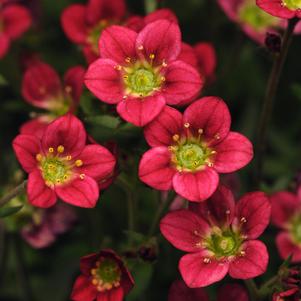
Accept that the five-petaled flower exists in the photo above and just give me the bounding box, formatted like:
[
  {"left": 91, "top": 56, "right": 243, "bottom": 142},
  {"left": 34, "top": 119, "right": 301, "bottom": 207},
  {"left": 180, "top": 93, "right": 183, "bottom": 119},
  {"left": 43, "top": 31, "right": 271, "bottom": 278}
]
[
  {"left": 71, "top": 249, "right": 134, "bottom": 301},
  {"left": 270, "top": 191, "right": 301, "bottom": 262},
  {"left": 13, "top": 114, "right": 116, "bottom": 208},
  {"left": 160, "top": 185, "right": 271, "bottom": 287},
  {"left": 139, "top": 97, "right": 253, "bottom": 202},
  {"left": 0, "top": 3, "right": 32, "bottom": 58},
  {"left": 85, "top": 19, "right": 203, "bottom": 127}
]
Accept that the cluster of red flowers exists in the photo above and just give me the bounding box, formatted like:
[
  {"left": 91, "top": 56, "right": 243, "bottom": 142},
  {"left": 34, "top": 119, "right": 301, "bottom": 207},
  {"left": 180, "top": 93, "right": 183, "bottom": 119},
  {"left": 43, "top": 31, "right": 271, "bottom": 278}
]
[{"left": 1, "top": 0, "right": 301, "bottom": 300}]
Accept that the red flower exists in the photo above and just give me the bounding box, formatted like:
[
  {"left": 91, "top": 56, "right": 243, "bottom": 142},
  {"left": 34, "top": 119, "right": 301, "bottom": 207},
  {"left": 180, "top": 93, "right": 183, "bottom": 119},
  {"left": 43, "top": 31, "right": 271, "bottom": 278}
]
[
  {"left": 257, "top": 0, "right": 301, "bottom": 19},
  {"left": 61, "top": 0, "right": 126, "bottom": 63},
  {"left": 20, "top": 61, "right": 85, "bottom": 138},
  {"left": 270, "top": 191, "right": 301, "bottom": 262},
  {"left": 13, "top": 114, "right": 116, "bottom": 208},
  {"left": 273, "top": 288, "right": 300, "bottom": 301},
  {"left": 0, "top": 4, "right": 32, "bottom": 58},
  {"left": 160, "top": 185, "right": 270, "bottom": 287},
  {"left": 139, "top": 97, "right": 253, "bottom": 202},
  {"left": 85, "top": 20, "right": 203, "bottom": 127},
  {"left": 71, "top": 249, "right": 134, "bottom": 301}
]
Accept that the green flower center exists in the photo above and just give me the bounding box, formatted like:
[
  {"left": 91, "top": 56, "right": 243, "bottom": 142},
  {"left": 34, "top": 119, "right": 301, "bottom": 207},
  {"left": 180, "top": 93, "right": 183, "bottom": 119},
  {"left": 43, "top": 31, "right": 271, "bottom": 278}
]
[
  {"left": 238, "top": 0, "right": 280, "bottom": 31},
  {"left": 88, "top": 20, "right": 111, "bottom": 54},
  {"left": 41, "top": 158, "right": 69, "bottom": 184},
  {"left": 176, "top": 143, "right": 206, "bottom": 170},
  {"left": 290, "top": 214, "right": 301, "bottom": 244},
  {"left": 283, "top": 0, "right": 301, "bottom": 9}
]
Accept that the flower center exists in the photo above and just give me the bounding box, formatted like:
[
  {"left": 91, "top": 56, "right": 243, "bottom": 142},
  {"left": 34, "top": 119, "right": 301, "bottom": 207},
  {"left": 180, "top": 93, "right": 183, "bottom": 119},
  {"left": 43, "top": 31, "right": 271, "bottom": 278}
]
[
  {"left": 290, "top": 214, "right": 301, "bottom": 244},
  {"left": 283, "top": 0, "right": 301, "bottom": 9},
  {"left": 176, "top": 143, "right": 205, "bottom": 170},
  {"left": 91, "top": 258, "right": 122, "bottom": 292},
  {"left": 238, "top": 0, "right": 280, "bottom": 31}
]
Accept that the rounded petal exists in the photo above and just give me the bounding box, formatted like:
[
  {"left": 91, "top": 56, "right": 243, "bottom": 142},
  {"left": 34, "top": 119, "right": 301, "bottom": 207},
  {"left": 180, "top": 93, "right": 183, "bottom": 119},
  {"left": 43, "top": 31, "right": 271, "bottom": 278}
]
[
  {"left": 42, "top": 114, "right": 86, "bottom": 157},
  {"left": 276, "top": 232, "right": 301, "bottom": 263},
  {"left": 20, "top": 118, "right": 48, "bottom": 140},
  {"left": 117, "top": 94, "right": 165, "bottom": 127},
  {"left": 173, "top": 168, "right": 219, "bottom": 202},
  {"left": 125, "top": 15, "right": 145, "bottom": 32},
  {"left": 27, "top": 170, "right": 57, "bottom": 208},
  {"left": 136, "top": 20, "right": 181, "bottom": 63},
  {"left": 2, "top": 5, "right": 31, "bottom": 39},
  {"left": 55, "top": 176, "right": 99, "bottom": 208},
  {"left": 183, "top": 97, "right": 231, "bottom": 146},
  {"left": 99, "top": 26, "right": 138, "bottom": 64},
  {"left": 13, "top": 134, "right": 41, "bottom": 173},
  {"left": 177, "top": 43, "right": 199, "bottom": 69},
  {"left": 163, "top": 60, "right": 203, "bottom": 106},
  {"left": 256, "top": 0, "right": 296, "bottom": 19},
  {"left": 61, "top": 4, "right": 88, "bottom": 44},
  {"left": 229, "top": 240, "right": 269, "bottom": 279},
  {"left": 190, "top": 184, "right": 236, "bottom": 228},
  {"left": 76, "top": 144, "right": 116, "bottom": 182},
  {"left": 139, "top": 146, "right": 176, "bottom": 190},
  {"left": 234, "top": 192, "right": 271, "bottom": 239},
  {"left": 71, "top": 275, "right": 97, "bottom": 301},
  {"left": 84, "top": 58, "right": 123, "bottom": 104},
  {"left": 270, "top": 191, "right": 300, "bottom": 228},
  {"left": 144, "top": 105, "right": 183, "bottom": 147},
  {"left": 0, "top": 33, "right": 10, "bottom": 58},
  {"left": 179, "top": 251, "right": 229, "bottom": 288},
  {"left": 213, "top": 132, "right": 253, "bottom": 173},
  {"left": 217, "top": 0, "right": 240, "bottom": 22},
  {"left": 22, "top": 62, "right": 62, "bottom": 109},
  {"left": 217, "top": 284, "right": 250, "bottom": 301},
  {"left": 145, "top": 8, "right": 179, "bottom": 25},
  {"left": 160, "top": 209, "right": 210, "bottom": 252},
  {"left": 106, "top": 287, "right": 124, "bottom": 301}
]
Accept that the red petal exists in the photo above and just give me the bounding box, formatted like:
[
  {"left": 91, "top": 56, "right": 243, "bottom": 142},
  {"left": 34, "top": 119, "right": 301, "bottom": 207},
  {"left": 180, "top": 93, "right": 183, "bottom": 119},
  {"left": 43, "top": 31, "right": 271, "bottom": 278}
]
[
  {"left": 145, "top": 8, "right": 178, "bottom": 25},
  {"left": 229, "top": 240, "right": 269, "bottom": 279},
  {"left": 117, "top": 94, "right": 165, "bottom": 127},
  {"left": 179, "top": 251, "right": 229, "bottom": 287},
  {"left": 276, "top": 232, "right": 301, "bottom": 263},
  {"left": 139, "top": 146, "right": 176, "bottom": 190},
  {"left": 42, "top": 114, "right": 86, "bottom": 157},
  {"left": 27, "top": 170, "right": 57, "bottom": 208},
  {"left": 256, "top": 0, "right": 296, "bottom": 19},
  {"left": 99, "top": 26, "right": 137, "bottom": 64},
  {"left": 183, "top": 97, "right": 231, "bottom": 146},
  {"left": 13, "top": 134, "right": 41, "bottom": 173},
  {"left": 213, "top": 132, "right": 253, "bottom": 173},
  {"left": 106, "top": 287, "right": 124, "bottom": 301},
  {"left": 125, "top": 15, "right": 145, "bottom": 32},
  {"left": 20, "top": 118, "right": 48, "bottom": 140},
  {"left": 217, "top": 284, "right": 249, "bottom": 301},
  {"left": 55, "top": 176, "right": 99, "bottom": 208},
  {"left": 172, "top": 168, "right": 219, "bottom": 202},
  {"left": 71, "top": 275, "right": 97, "bottom": 301},
  {"left": 136, "top": 20, "right": 181, "bottom": 64},
  {"left": 177, "top": 43, "right": 199, "bottom": 69},
  {"left": 163, "top": 60, "right": 203, "bottom": 106},
  {"left": 160, "top": 209, "right": 210, "bottom": 252},
  {"left": 217, "top": 0, "right": 240, "bottom": 21},
  {"left": 61, "top": 4, "right": 88, "bottom": 44},
  {"left": 234, "top": 192, "right": 271, "bottom": 239},
  {"left": 84, "top": 58, "right": 124, "bottom": 104},
  {"left": 144, "top": 105, "right": 183, "bottom": 147},
  {"left": 0, "top": 33, "right": 10, "bottom": 58}
]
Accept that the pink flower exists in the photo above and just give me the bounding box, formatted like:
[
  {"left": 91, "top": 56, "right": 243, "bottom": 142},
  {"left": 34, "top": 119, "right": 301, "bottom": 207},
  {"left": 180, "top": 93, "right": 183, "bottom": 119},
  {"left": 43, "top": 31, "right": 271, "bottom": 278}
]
[
  {"left": 139, "top": 97, "right": 253, "bottom": 202},
  {"left": 270, "top": 191, "right": 301, "bottom": 262},
  {"left": 61, "top": 0, "right": 126, "bottom": 63},
  {"left": 20, "top": 61, "right": 85, "bottom": 138},
  {"left": 160, "top": 185, "right": 270, "bottom": 287},
  {"left": 13, "top": 114, "right": 116, "bottom": 208},
  {"left": 71, "top": 249, "right": 134, "bottom": 301},
  {"left": 0, "top": 3, "right": 32, "bottom": 58},
  {"left": 257, "top": 0, "right": 301, "bottom": 19},
  {"left": 84, "top": 20, "right": 203, "bottom": 127}
]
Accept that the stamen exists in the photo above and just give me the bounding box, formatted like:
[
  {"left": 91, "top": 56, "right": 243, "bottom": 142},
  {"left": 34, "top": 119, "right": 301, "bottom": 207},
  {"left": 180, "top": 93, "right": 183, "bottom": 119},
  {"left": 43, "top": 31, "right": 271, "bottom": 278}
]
[
  {"left": 203, "top": 258, "right": 211, "bottom": 264},
  {"left": 172, "top": 134, "right": 180, "bottom": 141},
  {"left": 214, "top": 133, "right": 221, "bottom": 140},
  {"left": 75, "top": 159, "right": 83, "bottom": 167},
  {"left": 198, "top": 128, "right": 204, "bottom": 135},
  {"left": 184, "top": 123, "right": 190, "bottom": 128},
  {"left": 114, "top": 65, "right": 122, "bottom": 71},
  {"left": 211, "top": 150, "right": 217, "bottom": 155},
  {"left": 123, "top": 95, "right": 128, "bottom": 100},
  {"left": 137, "top": 45, "right": 144, "bottom": 50},
  {"left": 240, "top": 250, "right": 246, "bottom": 256},
  {"left": 149, "top": 53, "right": 155, "bottom": 60},
  {"left": 65, "top": 86, "right": 72, "bottom": 93},
  {"left": 162, "top": 60, "right": 167, "bottom": 67},
  {"left": 36, "top": 154, "right": 42, "bottom": 161},
  {"left": 48, "top": 147, "right": 54, "bottom": 153},
  {"left": 57, "top": 145, "right": 64, "bottom": 153},
  {"left": 125, "top": 57, "right": 131, "bottom": 63},
  {"left": 240, "top": 217, "right": 247, "bottom": 223},
  {"left": 207, "top": 162, "right": 214, "bottom": 167},
  {"left": 79, "top": 174, "right": 85, "bottom": 180},
  {"left": 66, "top": 155, "right": 72, "bottom": 161},
  {"left": 161, "top": 76, "right": 166, "bottom": 82},
  {"left": 225, "top": 210, "right": 231, "bottom": 215}
]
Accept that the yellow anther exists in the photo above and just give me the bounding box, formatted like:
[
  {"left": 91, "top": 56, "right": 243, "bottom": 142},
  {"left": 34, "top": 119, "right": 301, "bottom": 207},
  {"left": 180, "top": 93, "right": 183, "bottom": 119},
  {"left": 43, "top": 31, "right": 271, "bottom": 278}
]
[
  {"left": 203, "top": 258, "right": 211, "bottom": 264},
  {"left": 65, "top": 86, "right": 72, "bottom": 93},
  {"left": 79, "top": 174, "right": 85, "bottom": 180},
  {"left": 36, "top": 154, "right": 42, "bottom": 161},
  {"left": 92, "top": 279, "right": 98, "bottom": 285},
  {"left": 211, "top": 150, "right": 217, "bottom": 155},
  {"left": 184, "top": 122, "right": 190, "bottom": 128},
  {"left": 172, "top": 134, "right": 180, "bottom": 141},
  {"left": 63, "top": 175, "right": 68, "bottom": 180},
  {"left": 56, "top": 179, "right": 62, "bottom": 184},
  {"left": 207, "top": 162, "right": 214, "bottom": 167},
  {"left": 66, "top": 155, "right": 72, "bottom": 160},
  {"left": 125, "top": 57, "right": 131, "bottom": 63},
  {"left": 240, "top": 251, "right": 246, "bottom": 256},
  {"left": 48, "top": 164, "right": 55, "bottom": 169},
  {"left": 75, "top": 159, "right": 83, "bottom": 167},
  {"left": 123, "top": 75, "right": 128, "bottom": 79},
  {"left": 137, "top": 45, "right": 144, "bottom": 50},
  {"left": 48, "top": 147, "right": 54, "bottom": 153},
  {"left": 57, "top": 145, "right": 64, "bottom": 153},
  {"left": 193, "top": 161, "right": 199, "bottom": 166},
  {"left": 160, "top": 76, "right": 166, "bottom": 82},
  {"left": 114, "top": 65, "right": 122, "bottom": 70},
  {"left": 91, "top": 269, "right": 97, "bottom": 276},
  {"left": 149, "top": 53, "right": 155, "bottom": 60}
]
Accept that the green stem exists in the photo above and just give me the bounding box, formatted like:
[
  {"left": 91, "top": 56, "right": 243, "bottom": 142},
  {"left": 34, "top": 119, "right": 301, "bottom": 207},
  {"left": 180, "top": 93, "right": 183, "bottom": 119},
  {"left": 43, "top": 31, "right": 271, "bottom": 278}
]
[
  {"left": 258, "top": 275, "right": 279, "bottom": 298},
  {"left": 144, "top": 0, "right": 157, "bottom": 14},
  {"left": 244, "top": 279, "right": 260, "bottom": 301},
  {"left": 255, "top": 18, "right": 299, "bottom": 185},
  {"left": 0, "top": 180, "right": 27, "bottom": 208}
]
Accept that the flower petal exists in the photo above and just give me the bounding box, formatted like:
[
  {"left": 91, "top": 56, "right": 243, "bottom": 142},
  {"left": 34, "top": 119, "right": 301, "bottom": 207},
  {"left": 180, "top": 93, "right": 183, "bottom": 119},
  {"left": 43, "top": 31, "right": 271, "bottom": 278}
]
[
  {"left": 217, "top": 284, "right": 249, "bottom": 301},
  {"left": 145, "top": 8, "right": 178, "bottom": 25},
  {"left": 99, "top": 26, "right": 138, "bottom": 64},
  {"left": 106, "top": 287, "right": 124, "bottom": 301},
  {"left": 20, "top": 118, "right": 48, "bottom": 140},
  {"left": 139, "top": 146, "right": 176, "bottom": 190},
  {"left": 256, "top": 0, "right": 296, "bottom": 19},
  {"left": 84, "top": 58, "right": 124, "bottom": 104},
  {"left": 183, "top": 97, "right": 231, "bottom": 146},
  {"left": 234, "top": 192, "right": 271, "bottom": 239},
  {"left": 27, "top": 170, "right": 57, "bottom": 208},
  {"left": 0, "top": 34, "right": 10, "bottom": 58},
  {"left": 229, "top": 240, "right": 269, "bottom": 279},
  {"left": 136, "top": 20, "right": 181, "bottom": 63},
  {"left": 179, "top": 251, "right": 229, "bottom": 288},
  {"left": 177, "top": 43, "right": 199, "bottom": 69},
  {"left": 71, "top": 275, "right": 97, "bottom": 301},
  {"left": 55, "top": 176, "right": 99, "bottom": 208},
  {"left": 276, "top": 232, "right": 301, "bottom": 263},
  {"left": 117, "top": 94, "right": 165, "bottom": 127},
  {"left": 172, "top": 168, "right": 219, "bottom": 202},
  {"left": 160, "top": 209, "right": 210, "bottom": 252},
  {"left": 213, "top": 132, "right": 253, "bottom": 173},
  {"left": 13, "top": 134, "right": 41, "bottom": 173},
  {"left": 163, "top": 60, "right": 203, "bottom": 106},
  {"left": 144, "top": 105, "right": 183, "bottom": 147}
]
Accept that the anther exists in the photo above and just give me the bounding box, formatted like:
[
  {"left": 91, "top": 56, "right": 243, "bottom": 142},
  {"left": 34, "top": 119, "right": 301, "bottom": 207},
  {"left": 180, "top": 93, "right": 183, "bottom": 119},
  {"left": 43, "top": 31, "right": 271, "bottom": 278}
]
[
  {"left": 149, "top": 53, "right": 155, "bottom": 60},
  {"left": 240, "top": 251, "right": 246, "bottom": 256},
  {"left": 184, "top": 123, "right": 190, "bottom": 128},
  {"left": 207, "top": 162, "right": 214, "bottom": 167},
  {"left": 48, "top": 147, "right": 54, "bottom": 153},
  {"left": 36, "top": 154, "right": 42, "bottom": 161},
  {"left": 123, "top": 95, "right": 128, "bottom": 100},
  {"left": 125, "top": 57, "right": 131, "bottom": 63},
  {"left": 56, "top": 179, "right": 62, "bottom": 184},
  {"left": 172, "top": 134, "right": 180, "bottom": 141},
  {"left": 214, "top": 133, "right": 221, "bottom": 140},
  {"left": 57, "top": 145, "right": 64, "bottom": 153},
  {"left": 79, "top": 174, "right": 85, "bottom": 180},
  {"left": 240, "top": 217, "right": 247, "bottom": 223},
  {"left": 66, "top": 155, "right": 72, "bottom": 160},
  {"left": 137, "top": 45, "right": 144, "bottom": 50},
  {"left": 161, "top": 76, "right": 166, "bottom": 82},
  {"left": 211, "top": 150, "right": 217, "bottom": 155},
  {"left": 65, "top": 86, "right": 72, "bottom": 93},
  {"left": 114, "top": 65, "right": 122, "bottom": 70},
  {"left": 92, "top": 279, "right": 98, "bottom": 285},
  {"left": 91, "top": 269, "right": 97, "bottom": 276},
  {"left": 123, "top": 75, "right": 128, "bottom": 79},
  {"left": 203, "top": 258, "right": 211, "bottom": 264},
  {"left": 63, "top": 175, "right": 68, "bottom": 180},
  {"left": 198, "top": 128, "right": 204, "bottom": 134},
  {"left": 162, "top": 60, "right": 167, "bottom": 67},
  {"left": 225, "top": 210, "right": 231, "bottom": 215},
  {"left": 75, "top": 159, "right": 83, "bottom": 167}
]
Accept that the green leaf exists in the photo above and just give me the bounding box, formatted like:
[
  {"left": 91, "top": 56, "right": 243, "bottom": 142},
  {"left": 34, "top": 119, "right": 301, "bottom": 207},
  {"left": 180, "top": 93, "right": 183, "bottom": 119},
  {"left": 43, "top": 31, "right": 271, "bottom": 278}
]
[
  {"left": 86, "top": 115, "right": 121, "bottom": 129},
  {"left": 0, "top": 205, "right": 23, "bottom": 218},
  {"left": 0, "top": 74, "right": 8, "bottom": 86}
]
